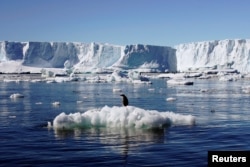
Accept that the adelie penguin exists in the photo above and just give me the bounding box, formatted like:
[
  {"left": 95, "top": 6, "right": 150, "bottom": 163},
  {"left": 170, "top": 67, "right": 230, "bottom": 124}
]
[{"left": 120, "top": 94, "right": 129, "bottom": 106}]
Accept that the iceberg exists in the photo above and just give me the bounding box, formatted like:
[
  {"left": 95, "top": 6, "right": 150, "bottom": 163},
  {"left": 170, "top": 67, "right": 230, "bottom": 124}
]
[
  {"left": 0, "top": 41, "right": 176, "bottom": 74},
  {"left": 0, "top": 39, "right": 250, "bottom": 74},
  {"left": 175, "top": 39, "right": 250, "bottom": 73}
]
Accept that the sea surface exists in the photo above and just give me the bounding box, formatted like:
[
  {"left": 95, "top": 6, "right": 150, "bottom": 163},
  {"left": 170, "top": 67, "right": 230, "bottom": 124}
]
[{"left": 0, "top": 78, "right": 250, "bottom": 166}]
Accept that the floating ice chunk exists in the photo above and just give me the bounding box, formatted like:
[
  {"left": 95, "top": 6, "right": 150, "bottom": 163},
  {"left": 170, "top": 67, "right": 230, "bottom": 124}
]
[
  {"left": 197, "top": 75, "right": 211, "bottom": 79},
  {"left": 47, "top": 121, "right": 52, "bottom": 128},
  {"left": 41, "top": 69, "right": 54, "bottom": 77},
  {"left": 242, "top": 86, "right": 250, "bottom": 93},
  {"left": 107, "top": 70, "right": 129, "bottom": 82},
  {"left": 218, "top": 74, "right": 242, "bottom": 82},
  {"left": 4, "top": 79, "right": 21, "bottom": 83},
  {"left": 184, "top": 72, "right": 202, "bottom": 78},
  {"left": 219, "top": 76, "right": 233, "bottom": 81},
  {"left": 113, "top": 88, "right": 122, "bottom": 92},
  {"left": 69, "top": 76, "right": 79, "bottom": 82},
  {"left": 166, "top": 97, "right": 177, "bottom": 101},
  {"left": 167, "top": 79, "right": 193, "bottom": 85},
  {"left": 128, "top": 71, "right": 150, "bottom": 82},
  {"left": 31, "top": 79, "right": 44, "bottom": 83},
  {"left": 10, "top": 93, "right": 24, "bottom": 99},
  {"left": 86, "top": 75, "right": 107, "bottom": 83},
  {"left": 52, "top": 101, "right": 60, "bottom": 106},
  {"left": 244, "top": 73, "right": 250, "bottom": 79},
  {"left": 148, "top": 88, "right": 155, "bottom": 91},
  {"left": 52, "top": 105, "right": 195, "bottom": 130},
  {"left": 46, "top": 79, "right": 56, "bottom": 83},
  {"left": 54, "top": 77, "right": 70, "bottom": 83},
  {"left": 157, "top": 73, "right": 185, "bottom": 79}
]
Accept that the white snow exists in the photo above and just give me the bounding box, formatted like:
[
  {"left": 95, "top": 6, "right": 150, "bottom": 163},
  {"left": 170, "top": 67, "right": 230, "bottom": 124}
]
[{"left": 51, "top": 105, "right": 195, "bottom": 130}]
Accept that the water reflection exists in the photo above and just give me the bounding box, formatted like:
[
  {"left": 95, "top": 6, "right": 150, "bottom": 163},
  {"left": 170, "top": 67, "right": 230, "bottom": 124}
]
[{"left": 53, "top": 127, "right": 166, "bottom": 161}]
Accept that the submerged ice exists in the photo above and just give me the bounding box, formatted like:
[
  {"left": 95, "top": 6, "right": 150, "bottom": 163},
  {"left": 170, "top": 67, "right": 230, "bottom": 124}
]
[{"left": 52, "top": 105, "right": 195, "bottom": 130}]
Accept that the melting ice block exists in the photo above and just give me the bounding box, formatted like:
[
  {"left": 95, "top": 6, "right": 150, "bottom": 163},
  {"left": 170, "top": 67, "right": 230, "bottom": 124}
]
[{"left": 52, "top": 105, "right": 195, "bottom": 130}]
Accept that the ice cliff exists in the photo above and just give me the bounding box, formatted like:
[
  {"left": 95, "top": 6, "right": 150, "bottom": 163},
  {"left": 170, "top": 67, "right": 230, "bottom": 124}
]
[
  {"left": 0, "top": 39, "right": 250, "bottom": 73},
  {"left": 175, "top": 39, "right": 250, "bottom": 72},
  {"left": 0, "top": 41, "right": 176, "bottom": 73}
]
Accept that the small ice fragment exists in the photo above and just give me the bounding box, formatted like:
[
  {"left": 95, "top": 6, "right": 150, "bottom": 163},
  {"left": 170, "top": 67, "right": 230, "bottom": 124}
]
[
  {"left": 113, "top": 88, "right": 122, "bottom": 92},
  {"left": 52, "top": 101, "right": 60, "bottom": 106},
  {"left": 166, "top": 97, "right": 177, "bottom": 101},
  {"left": 10, "top": 93, "right": 24, "bottom": 99},
  {"left": 47, "top": 121, "right": 52, "bottom": 128}
]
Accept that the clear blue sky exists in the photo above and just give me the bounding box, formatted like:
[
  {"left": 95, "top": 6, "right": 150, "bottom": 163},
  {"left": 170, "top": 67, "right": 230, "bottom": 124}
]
[{"left": 0, "top": 0, "right": 249, "bottom": 46}]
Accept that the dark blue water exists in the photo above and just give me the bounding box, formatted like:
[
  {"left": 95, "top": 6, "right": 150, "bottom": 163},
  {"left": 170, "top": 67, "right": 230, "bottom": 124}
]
[{"left": 0, "top": 78, "right": 250, "bottom": 166}]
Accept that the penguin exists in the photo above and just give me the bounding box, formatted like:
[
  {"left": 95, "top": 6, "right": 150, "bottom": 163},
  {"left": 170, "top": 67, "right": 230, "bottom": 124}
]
[{"left": 120, "top": 94, "right": 129, "bottom": 106}]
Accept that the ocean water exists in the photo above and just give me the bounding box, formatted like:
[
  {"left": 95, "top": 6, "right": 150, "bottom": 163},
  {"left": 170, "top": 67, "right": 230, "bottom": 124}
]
[{"left": 0, "top": 78, "right": 250, "bottom": 166}]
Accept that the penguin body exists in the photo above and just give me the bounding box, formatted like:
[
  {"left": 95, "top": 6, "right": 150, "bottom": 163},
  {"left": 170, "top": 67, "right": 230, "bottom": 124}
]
[{"left": 120, "top": 94, "right": 129, "bottom": 106}]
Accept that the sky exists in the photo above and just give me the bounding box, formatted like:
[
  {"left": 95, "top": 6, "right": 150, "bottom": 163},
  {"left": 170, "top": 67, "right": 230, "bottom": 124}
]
[{"left": 0, "top": 0, "right": 249, "bottom": 46}]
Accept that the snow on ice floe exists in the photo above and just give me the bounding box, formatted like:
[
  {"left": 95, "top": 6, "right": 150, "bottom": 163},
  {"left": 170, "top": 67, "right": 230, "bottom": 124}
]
[{"left": 51, "top": 105, "right": 195, "bottom": 130}]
